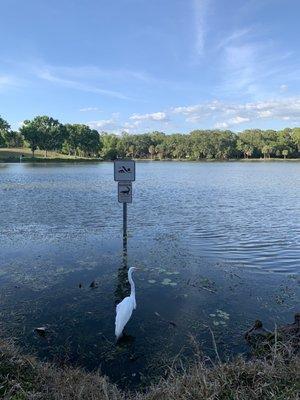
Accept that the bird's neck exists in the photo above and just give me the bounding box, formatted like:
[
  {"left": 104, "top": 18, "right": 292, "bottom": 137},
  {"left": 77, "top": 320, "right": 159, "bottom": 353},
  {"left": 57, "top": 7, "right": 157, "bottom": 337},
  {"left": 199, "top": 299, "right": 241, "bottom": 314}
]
[{"left": 128, "top": 271, "right": 135, "bottom": 297}]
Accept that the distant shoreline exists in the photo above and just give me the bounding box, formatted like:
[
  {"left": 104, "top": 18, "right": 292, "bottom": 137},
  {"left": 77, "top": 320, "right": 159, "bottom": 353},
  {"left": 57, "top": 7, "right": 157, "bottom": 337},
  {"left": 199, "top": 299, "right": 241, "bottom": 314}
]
[
  {"left": 1, "top": 148, "right": 300, "bottom": 163},
  {"left": 1, "top": 157, "right": 300, "bottom": 164}
]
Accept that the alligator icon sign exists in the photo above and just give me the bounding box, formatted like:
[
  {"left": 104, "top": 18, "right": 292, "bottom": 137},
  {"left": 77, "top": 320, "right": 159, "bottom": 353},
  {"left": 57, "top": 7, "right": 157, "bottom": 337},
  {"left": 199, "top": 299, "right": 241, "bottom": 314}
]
[
  {"left": 120, "top": 185, "right": 131, "bottom": 195},
  {"left": 114, "top": 160, "right": 135, "bottom": 181},
  {"left": 118, "top": 182, "right": 132, "bottom": 203}
]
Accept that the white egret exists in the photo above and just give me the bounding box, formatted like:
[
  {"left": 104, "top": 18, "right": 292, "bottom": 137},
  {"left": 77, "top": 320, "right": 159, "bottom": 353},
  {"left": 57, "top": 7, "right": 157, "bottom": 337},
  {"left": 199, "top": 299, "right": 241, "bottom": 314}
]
[{"left": 115, "top": 267, "right": 138, "bottom": 340}]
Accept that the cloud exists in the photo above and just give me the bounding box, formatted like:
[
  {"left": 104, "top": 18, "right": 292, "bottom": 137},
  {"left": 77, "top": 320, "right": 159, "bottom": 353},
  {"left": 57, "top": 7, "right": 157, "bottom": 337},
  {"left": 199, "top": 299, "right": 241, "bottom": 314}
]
[
  {"left": 0, "top": 75, "right": 13, "bottom": 88},
  {"left": 79, "top": 107, "right": 102, "bottom": 112},
  {"left": 0, "top": 74, "right": 24, "bottom": 91},
  {"left": 87, "top": 119, "right": 117, "bottom": 130},
  {"left": 42, "top": 65, "right": 162, "bottom": 84},
  {"left": 193, "top": 0, "right": 210, "bottom": 57},
  {"left": 172, "top": 97, "right": 300, "bottom": 128},
  {"left": 35, "top": 68, "right": 132, "bottom": 100},
  {"left": 280, "top": 84, "right": 288, "bottom": 93},
  {"left": 87, "top": 118, "right": 140, "bottom": 134},
  {"left": 129, "top": 112, "right": 168, "bottom": 122},
  {"left": 24, "top": 62, "right": 171, "bottom": 102},
  {"left": 214, "top": 26, "right": 297, "bottom": 99},
  {"left": 216, "top": 28, "right": 252, "bottom": 50}
]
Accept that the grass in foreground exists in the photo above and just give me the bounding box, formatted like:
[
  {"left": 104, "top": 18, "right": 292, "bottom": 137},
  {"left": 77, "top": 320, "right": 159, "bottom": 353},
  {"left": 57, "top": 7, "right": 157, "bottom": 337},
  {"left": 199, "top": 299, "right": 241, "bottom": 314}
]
[
  {"left": 0, "top": 148, "right": 99, "bottom": 162},
  {"left": 0, "top": 337, "right": 299, "bottom": 400}
]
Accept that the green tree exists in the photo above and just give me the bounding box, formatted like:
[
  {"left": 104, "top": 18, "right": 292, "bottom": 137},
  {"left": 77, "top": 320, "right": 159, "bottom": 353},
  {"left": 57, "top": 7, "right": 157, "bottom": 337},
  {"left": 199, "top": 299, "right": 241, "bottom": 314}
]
[
  {"left": 148, "top": 145, "right": 156, "bottom": 159},
  {"left": 35, "top": 116, "right": 66, "bottom": 156},
  {"left": 0, "top": 116, "right": 11, "bottom": 148},
  {"left": 65, "top": 124, "right": 101, "bottom": 157},
  {"left": 3, "top": 130, "right": 24, "bottom": 147},
  {"left": 262, "top": 145, "right": 272, "bottom": 159},
  {"left": 78, "top": 127, "right": 101, "bottom": 156},
  {"left": 282, "top": 149, "right": 289, "bottom": 159},
  {"left": 20, "top": 120, "right": 40, "bottom": 156},
  {"left": 127, "top": 144, "right": 136, "bottom": 158},
  {"left": 101, "top": 133, "right": 119, "bottom": 160},
  {"left": 20, "top": 116, "right": 66, "bottom": 157},
  {"left": 292, "top": 128, "right": 300, "bottom": 152},
  {"left": 155, "top": 143, "right": 167, "bottom": 160}
]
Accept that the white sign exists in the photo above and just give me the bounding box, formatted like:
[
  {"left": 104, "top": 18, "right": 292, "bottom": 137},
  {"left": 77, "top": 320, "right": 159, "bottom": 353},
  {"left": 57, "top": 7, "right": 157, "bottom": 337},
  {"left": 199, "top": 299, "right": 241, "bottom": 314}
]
[
  {"left": 118, "top": 182, "right": 132, "bottom": 203},
  {"left": 114, "top": 160, "right": 135, "bottom": 182}
]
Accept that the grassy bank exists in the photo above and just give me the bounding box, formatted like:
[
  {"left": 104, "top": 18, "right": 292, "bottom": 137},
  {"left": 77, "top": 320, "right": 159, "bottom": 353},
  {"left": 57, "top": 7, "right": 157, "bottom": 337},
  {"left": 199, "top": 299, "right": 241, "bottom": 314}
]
[
  {"left": 0, "top": 337, "right": 299, "bottom": 400},
  {"left": 0, "top": 148, "right": 101, "bottom": 163}
]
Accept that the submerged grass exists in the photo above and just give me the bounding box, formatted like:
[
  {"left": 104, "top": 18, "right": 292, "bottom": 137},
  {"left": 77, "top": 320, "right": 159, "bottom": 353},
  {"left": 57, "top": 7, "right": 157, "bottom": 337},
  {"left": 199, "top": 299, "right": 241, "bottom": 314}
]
[{"left": 0, "top": 336, "right": 299, "bottom": 400}]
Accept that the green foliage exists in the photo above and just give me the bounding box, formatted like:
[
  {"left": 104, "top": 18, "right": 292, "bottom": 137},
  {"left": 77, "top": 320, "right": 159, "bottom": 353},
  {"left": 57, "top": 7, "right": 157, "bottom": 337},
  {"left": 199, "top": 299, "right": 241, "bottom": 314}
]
[
  {"left": 20, "top": 116, "right": 66, "bottom": 157},
  {"left": 101, "top": 133, "right": 119, "bottom": 160},
  {"left": 292, "top": 128, "right": 300, "bottom": 151},
  {"left": 0, "top": 116, "right": 12, "bottom": 148},
  {"left": 282, "top": 149, "right": 289, "bottom": 159},
  {"left": 2, "top": 114, "right": 300, "bottom": 160},
  {"left": 0, "top": 116, "right": 10, "bottom": 132},
  {"left": 64, "top": 124, "right": 102, "bottom": 157},
  {"left": 3, "top": 131, "right": 24, "bottom": 148}
]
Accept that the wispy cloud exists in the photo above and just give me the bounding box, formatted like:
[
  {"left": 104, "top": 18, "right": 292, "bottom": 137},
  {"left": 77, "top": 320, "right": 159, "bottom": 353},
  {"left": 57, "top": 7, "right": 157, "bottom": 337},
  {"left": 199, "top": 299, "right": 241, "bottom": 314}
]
[
  {"left": 214, "top": 27, "right": 297, "bottom": 99},
  {"left": 41, "top": 65, "right": 162, "bottom": 84},
  {"left": 79, "top": 107, "right": 102, "bottom": 112},
  {"left": 0, "top": 73, "right": 24, "bottom": 91},
  {"left": 35, "top": 68, "right": 132, "bottom": 100},
  {"left": 216, "top": 28, "right": 252, "bottom": 50},
  {"left": 193, "top": 0, "right": 210, "bottom": 57}
]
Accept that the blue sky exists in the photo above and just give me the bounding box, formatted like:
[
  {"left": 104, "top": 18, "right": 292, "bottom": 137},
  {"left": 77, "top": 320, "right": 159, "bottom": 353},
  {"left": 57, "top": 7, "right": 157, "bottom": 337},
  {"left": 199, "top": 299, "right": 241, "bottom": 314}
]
[{"left": 1, "top": 0, "right": 300, "bottom": 133}]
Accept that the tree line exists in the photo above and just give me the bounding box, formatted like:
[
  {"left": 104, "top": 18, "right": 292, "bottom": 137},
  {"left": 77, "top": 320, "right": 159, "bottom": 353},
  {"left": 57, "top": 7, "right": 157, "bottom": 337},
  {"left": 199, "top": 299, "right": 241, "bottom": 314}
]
[{"left": 1, "top": 115, "right": 300, "bottom": 160}]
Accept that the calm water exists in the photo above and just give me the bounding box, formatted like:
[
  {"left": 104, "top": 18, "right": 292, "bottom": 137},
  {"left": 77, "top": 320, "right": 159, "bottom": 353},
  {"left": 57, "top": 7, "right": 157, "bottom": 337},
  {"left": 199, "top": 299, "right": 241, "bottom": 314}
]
[{"left": 0, "top": 162, "right": 299, "bottom": 388}]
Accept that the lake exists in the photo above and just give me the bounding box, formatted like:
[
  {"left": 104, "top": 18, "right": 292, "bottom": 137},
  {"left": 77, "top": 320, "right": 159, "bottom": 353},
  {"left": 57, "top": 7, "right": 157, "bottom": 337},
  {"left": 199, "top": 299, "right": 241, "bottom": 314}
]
[{"left": 0, "top": 161, "right": 299, "bottom": 388}]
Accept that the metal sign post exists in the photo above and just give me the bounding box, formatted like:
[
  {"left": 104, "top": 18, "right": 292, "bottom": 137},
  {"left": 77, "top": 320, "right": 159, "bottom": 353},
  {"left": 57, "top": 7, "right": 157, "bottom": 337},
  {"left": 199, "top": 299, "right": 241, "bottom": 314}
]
[{"left": 114, "top": 160, "right": 135, "bottom": 242}]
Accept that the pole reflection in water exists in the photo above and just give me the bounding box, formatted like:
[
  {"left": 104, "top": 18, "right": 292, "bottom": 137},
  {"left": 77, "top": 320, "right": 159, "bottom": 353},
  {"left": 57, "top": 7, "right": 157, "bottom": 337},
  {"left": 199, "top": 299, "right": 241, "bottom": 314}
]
[
  {"left": 114, "top": 223, "right": 136, "bottom": 345},
  {"left": 114, "top": 224, "right": 130, "bottom": 305}
]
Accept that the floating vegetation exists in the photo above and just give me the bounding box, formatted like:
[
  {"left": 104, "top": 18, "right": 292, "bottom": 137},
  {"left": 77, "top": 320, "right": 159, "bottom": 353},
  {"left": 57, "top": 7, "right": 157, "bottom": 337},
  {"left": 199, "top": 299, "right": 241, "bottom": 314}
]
[
  {"left": 148, "top": 280, "right": 156, "bottom": 284},
  {"left": 209, "top": 309, "right": 230, "bottom": 327},
  {"left": 187, "top": 276, "right": 217, "bottom": 293},
  {"left": 77, "top": 260, "right": 98, "bottom": 268},
  {"left": 161, "top": 278, "right": 177, "bottom": 286}
]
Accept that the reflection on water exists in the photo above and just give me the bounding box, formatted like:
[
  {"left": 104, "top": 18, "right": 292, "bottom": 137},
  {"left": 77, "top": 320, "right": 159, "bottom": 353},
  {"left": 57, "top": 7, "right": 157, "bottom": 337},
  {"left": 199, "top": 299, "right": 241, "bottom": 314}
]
[
  {"left": 115, "top": 236, "right": 130, "bottom": 305},
  {"left": 0, "top": 162, "right": 299, "bottom": 388}
]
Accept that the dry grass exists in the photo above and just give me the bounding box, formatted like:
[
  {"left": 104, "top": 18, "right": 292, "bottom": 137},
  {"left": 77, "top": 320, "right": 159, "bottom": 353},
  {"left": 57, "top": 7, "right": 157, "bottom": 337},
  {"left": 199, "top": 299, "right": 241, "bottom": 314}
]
[{"left": 0, "top": 337, "right": 299, "bottom": 400}]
